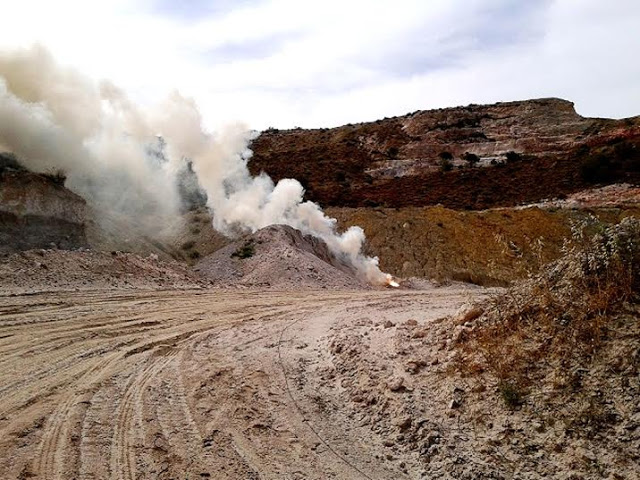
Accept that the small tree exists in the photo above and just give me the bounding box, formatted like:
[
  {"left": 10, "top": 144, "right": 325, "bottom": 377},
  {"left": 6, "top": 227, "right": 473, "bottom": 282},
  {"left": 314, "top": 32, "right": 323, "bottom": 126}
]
[
  {"left": 387, "top": 146, "right": 399, "bottom": 159},
  {"left": 438, "top": 151, "right": 453, "bottom": 161},
  {"left": 463, "top": 152, "right": 480, "bottom": 167},
  {"left": 505, "top": 151, "right": 522, "bottom": 163},
  {"left": 439, "top": 157, "right": 453, "bottom": 172}
]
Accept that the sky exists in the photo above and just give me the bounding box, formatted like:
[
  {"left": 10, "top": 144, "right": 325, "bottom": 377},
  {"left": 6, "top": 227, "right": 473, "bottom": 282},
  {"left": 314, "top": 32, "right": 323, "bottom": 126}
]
[{"left": 2, "top": 0, "right": 639, "bottom": 130}]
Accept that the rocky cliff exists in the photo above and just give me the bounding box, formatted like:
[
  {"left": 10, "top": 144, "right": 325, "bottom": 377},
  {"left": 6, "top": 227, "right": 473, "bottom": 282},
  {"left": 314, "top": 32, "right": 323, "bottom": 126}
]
[
  {"left": 0, "top": 154, "right": 87, "bottom": 253},
  {"left": 249, "top": 98, "right": 640, "bottom": 210}
]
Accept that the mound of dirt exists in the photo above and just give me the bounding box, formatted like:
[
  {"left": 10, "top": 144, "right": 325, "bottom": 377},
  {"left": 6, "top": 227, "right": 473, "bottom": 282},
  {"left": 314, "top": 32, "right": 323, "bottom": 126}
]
[
  {"left": 0, "top": 249, "right": 207, "bottom": 295},
  {"left": 195, "top": 224, "right": 368, "bottom": 290}
]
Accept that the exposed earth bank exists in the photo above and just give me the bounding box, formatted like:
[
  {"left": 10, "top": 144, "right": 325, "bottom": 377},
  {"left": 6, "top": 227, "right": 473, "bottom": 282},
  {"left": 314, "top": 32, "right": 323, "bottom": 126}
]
[{"left": 249, "top": 98, "right": 640, "bottom": 210}]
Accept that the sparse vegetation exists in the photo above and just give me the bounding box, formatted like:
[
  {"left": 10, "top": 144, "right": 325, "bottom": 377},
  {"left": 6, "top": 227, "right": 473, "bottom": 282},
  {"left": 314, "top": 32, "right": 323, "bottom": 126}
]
[
  {"left": 498, "top": 381, "right": 524, "bottom": 409},
  {"left": 181, "top": 241, "right": 196, "bottom": 251},
  {"left": 231, "top": 241, "right": 255, "bottom": 259},
  {"left": 457, "top": 216, "right": 640, "bottom": 404},
  {"left": 42, "top": 169, "right": 67, "bottom": 186},
  {"left": 439, "top": 157, "right": 453, "bottom": 172},
  {"left": 463, "top": 152, "right": 480, "bottom": 167},
  {"left": 505, "top": 151, "right": 521, "bottom": 163},
  {"left": 387, "top": 146, "right": 399, "bottom": 159}
]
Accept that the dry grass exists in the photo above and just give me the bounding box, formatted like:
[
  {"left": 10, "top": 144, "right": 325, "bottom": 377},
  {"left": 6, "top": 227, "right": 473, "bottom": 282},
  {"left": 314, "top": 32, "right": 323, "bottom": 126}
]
[
  {"left": 457, "top": 216, "right": 640, "bottom": 405},
  {"left": 329, "top": 205, "right": 640, "bottom": 285}
]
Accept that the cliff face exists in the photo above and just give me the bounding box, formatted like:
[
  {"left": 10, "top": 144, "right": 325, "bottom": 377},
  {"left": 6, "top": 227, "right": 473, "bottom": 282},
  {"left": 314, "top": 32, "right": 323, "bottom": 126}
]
[
  {"left": 249, "top": 98, "right": 640, "bottom": 209},
  {"left": 0, "top": 164, "right": 87, "bottom": 253}
]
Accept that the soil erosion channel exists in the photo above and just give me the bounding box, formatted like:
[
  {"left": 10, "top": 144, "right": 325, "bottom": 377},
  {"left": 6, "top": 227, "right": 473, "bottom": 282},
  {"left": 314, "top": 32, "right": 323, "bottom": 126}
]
[{"left": 0, "top": 287, "right": 480, "bottom": 479}]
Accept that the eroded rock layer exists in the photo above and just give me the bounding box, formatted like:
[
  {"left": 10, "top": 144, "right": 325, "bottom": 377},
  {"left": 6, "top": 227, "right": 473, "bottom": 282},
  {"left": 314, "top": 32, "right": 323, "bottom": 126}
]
[
  {"left": 250, "top": 98, "right": 640, "bottom": 209},
  {"left": 0, "top": 165, "right": 87, "bottom": 253}
]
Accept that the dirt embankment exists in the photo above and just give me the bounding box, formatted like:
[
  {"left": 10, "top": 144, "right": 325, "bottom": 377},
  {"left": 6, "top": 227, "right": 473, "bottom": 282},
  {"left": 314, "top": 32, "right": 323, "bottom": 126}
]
[
  {"left": 249, "top": 98, "right": 640, "bottom": 210},
  {"left": 328, "top": 203, "right": 640, "bottom": 285},
  {"left": 0, "top": 158, "right": 87, "bottom": 253},
  {"left": 0, "top": 249, "right": 207, "bottom": 295}
]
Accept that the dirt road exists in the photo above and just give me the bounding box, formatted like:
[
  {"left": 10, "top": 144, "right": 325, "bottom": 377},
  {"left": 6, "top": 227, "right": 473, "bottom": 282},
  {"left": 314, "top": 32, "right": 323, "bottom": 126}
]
[{"left": 0, "top": 286, "right": 479, "bottom": 479}]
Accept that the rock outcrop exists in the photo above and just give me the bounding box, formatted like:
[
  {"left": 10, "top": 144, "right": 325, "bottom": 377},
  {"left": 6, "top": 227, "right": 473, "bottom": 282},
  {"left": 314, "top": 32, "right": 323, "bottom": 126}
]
[
  {"left": 249, "top": 98, "right": 640, "bottom": 210},
  {"left": 0, "top": 154, "right": 87, "bottom": 253}
]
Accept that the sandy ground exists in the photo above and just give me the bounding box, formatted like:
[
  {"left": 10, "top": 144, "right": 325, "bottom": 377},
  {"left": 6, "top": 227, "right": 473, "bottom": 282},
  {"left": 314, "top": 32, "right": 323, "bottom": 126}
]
[{"left": 0, "top": 285, "right": 482, "bottom": 480}]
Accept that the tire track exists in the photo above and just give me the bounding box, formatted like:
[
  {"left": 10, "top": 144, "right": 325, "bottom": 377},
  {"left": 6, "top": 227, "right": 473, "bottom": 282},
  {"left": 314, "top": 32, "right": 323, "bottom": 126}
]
[
  {"left": 32, "top": 334, "right": 192, "bottom": 478},
  {"left": 34, "top": 351, "right": 123, "bottom": 479},
  {"left": 110, "top": 353, "right": 176, "bottom": 480},
  {"left": 153, "top": 352, "right": 204, "bottom": 475},
  {"left": 2, "top": 288, "right": 462, "bottom": 480}
]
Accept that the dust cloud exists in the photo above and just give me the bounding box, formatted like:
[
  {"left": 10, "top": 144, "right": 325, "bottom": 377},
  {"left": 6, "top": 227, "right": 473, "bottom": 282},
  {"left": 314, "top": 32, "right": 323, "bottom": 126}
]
[{"left": 0, "top": 45, "right": 391, "bottom": 284}]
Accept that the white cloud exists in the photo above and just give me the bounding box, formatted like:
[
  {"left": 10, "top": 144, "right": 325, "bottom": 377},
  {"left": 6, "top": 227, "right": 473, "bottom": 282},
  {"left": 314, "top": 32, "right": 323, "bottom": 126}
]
[{"left": 1, "top": 0, "right": 639, "bottom": 130}]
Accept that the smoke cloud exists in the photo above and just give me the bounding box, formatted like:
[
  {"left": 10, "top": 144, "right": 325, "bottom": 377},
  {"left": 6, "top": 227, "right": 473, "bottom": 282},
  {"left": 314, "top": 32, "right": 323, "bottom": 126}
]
[
  {"left": 175, "top": 125, "right": 391, "bottom": 285},
  {"left": 0, "top": 45, "right": 391, "bottom": 285},
  {"left": 0, "top": 45, "right": 182, "bottom": 236}
]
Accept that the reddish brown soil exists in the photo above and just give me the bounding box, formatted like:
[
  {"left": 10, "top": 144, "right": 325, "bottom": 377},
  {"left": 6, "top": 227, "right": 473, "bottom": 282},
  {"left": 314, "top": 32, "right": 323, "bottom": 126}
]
[{"left": 249, "top": 98, "right": 640, "bottom": 210}]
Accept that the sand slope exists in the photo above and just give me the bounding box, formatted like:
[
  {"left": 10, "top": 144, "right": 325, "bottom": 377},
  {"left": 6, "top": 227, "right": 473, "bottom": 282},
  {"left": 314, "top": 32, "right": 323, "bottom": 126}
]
[{"left": 195, "top": 224, "right": 368, "bottom": 289}]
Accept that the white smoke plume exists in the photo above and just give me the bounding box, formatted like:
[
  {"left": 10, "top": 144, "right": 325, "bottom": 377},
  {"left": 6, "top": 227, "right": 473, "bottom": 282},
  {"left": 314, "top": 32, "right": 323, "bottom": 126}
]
[
  {"left": 0, "top": 45, "right": 392, "bottom": 285},
  {"left": 170, "top": 124, "right": 392, "bottom": 285},
  {"left": 0, "top": 45, "right": 182, "bottom": 236}
]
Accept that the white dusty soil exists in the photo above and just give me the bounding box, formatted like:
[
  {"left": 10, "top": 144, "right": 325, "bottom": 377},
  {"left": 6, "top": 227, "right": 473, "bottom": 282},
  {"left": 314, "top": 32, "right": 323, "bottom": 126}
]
[
  {"left": 0, "top": 285, "right": 489, "bottom": 480},
  {"left": 0, "top": 249, "right": 208, "bottom": 295},
  {"left": 2, "top": 283, "right": 638, "bottom": 479},
  {"left": 195, "top": 225, "right": 369, "bottom": 290}
]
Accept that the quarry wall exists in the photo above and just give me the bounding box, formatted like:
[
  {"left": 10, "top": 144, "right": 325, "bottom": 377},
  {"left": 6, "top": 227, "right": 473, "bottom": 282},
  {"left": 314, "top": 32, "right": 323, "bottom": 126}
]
[
  {"left": 328, "top": 205, "right": 640, "bottom": 285},
  {"left": 0, "top": 169, "right": 87, "bottom": 253}
]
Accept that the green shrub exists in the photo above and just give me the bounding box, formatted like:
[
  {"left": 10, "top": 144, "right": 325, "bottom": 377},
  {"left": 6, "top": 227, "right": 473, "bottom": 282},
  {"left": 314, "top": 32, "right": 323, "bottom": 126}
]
[
  {"left": 498, "top": 381, "right": 524, "bottom": 409},
  {"left": 232, "top": 241, "right": 255, "bottom": 259},
  {"left": 439, "top": 158, "right": 453, "bottom": 172},
  {"left": 463, "top": 152, "right": 480, "bottom": 167},
  {"left": 181, "top": 240, "right": 196, "bottom": 250},
  {"left": 505, "top": 151, "right": 521, "bottom": 163}
]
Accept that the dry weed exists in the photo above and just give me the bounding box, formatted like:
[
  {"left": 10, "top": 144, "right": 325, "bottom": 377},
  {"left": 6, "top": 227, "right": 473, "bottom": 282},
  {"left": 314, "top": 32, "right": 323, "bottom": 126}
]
[{"left": 457, "top": 216, "right": 640, "bottom": 406}]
